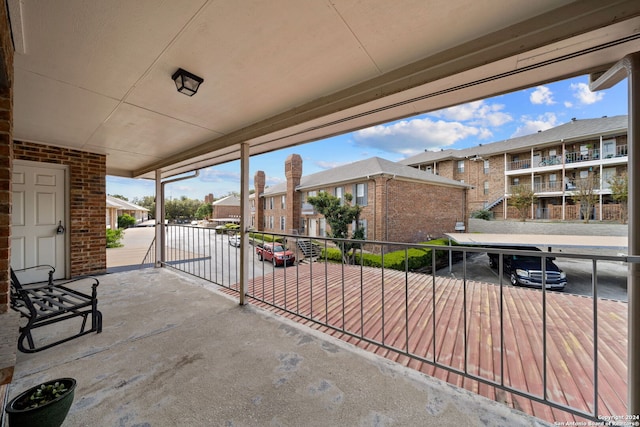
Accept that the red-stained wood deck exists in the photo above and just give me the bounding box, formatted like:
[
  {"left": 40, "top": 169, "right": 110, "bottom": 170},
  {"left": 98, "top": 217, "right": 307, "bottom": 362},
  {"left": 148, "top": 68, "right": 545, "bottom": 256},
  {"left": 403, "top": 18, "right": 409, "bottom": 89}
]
[{"left": 226, "top": 262, "right": 627, "bottom": 424}]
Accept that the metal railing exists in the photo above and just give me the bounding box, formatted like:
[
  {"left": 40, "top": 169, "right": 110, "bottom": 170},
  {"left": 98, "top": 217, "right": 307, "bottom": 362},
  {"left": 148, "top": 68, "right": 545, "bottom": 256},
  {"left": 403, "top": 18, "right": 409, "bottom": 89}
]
[{"left": 158, "top": 224, "right": 632, "bottom": 423}]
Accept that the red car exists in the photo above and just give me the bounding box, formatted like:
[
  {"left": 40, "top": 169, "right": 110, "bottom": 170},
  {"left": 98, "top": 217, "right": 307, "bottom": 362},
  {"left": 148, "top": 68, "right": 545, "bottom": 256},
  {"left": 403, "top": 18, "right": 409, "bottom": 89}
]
[{"left": 256, "top": 243, "right": 296, "bottom": 266}]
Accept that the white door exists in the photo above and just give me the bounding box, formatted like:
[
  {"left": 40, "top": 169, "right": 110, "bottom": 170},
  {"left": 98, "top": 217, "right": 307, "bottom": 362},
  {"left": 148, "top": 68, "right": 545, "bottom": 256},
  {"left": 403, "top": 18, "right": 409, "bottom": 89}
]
[
  {"left": 12, "top": 162, "right": 67, "bottom": 282},
  {"left": 309, "top": 219, "right": 317, "bottom": 237}
]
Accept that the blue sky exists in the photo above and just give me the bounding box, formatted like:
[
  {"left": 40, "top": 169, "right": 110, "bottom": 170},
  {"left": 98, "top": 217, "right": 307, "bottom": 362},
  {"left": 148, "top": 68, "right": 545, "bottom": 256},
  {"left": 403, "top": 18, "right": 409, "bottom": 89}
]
[{"left": 107, "top": 75, "right": 628, "bottom": 202}]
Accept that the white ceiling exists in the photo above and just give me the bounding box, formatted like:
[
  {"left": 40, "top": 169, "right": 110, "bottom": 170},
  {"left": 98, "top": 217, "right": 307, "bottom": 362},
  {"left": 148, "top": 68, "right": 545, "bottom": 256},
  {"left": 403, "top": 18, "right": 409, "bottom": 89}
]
[{"left": 8, "top": 0, "right": 640, "bottom": 179}]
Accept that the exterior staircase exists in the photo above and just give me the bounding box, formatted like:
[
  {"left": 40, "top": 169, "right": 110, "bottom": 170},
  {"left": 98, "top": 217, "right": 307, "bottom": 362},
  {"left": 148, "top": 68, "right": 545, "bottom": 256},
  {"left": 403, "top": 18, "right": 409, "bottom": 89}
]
[{"left": 297, "top": 239, "right": 321, "bottom": 259}]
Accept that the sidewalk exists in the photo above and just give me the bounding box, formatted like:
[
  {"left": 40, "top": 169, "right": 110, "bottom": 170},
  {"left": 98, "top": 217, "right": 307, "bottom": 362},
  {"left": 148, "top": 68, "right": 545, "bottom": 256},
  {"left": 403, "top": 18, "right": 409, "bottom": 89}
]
[{"left": 106, "top": 227, "right": 155, "bottom": 269}]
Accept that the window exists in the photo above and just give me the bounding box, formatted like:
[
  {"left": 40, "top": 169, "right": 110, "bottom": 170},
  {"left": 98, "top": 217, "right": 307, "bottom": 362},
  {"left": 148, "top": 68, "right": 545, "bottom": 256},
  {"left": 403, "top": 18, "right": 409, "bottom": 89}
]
[
  {"left": 603, "top": 139, "right": 616, "bottom": 158},
  {"left": 280, "top": 216, "right": 285, "bottom": 231},
  {"left": 269, "top": 216, "right": 274, "bottom": 229},
  {"left": 299, "top": 217, "right": 305, "bottom": 233},
  {"left": 335, "top": 187, "right": 344, "bottom": 205},
  {"left": 483, "top": 181, "right": 489, "bottom": 195},
  {"left": 549, "top": 149, "right": 557, "bottom": 157},
  {"left": 319, "top": 218, "right": 326, "bottom": 237},
  {"left": 354, "top": 219, "right": 367, "bottom": 239},
  {"left": 425, "top": 166, "right": 433, "bottom": 173},
  {"left": 603, "top": 168, "right": 616, "bottom": 189},
  {"left": 483, "top": 160, "right": 489, "bottom": 174},
  {"left": 580, "top": 170, "right": 589, "bottom": 179},
  {"left": 307, "top": 190, "right": 317, "bottom": 200},
  {"left": 281, "top": 195, "right": 286, "bottom": 209},
  {"left": 457, "top": 160, "right": 465, "bottom": 173},
  {"left": 549, "top": 174, "right": 557, "bottom": 190},
  {"left": 268, "top": 197, "right": 274, "bottom": 210},
  {"left": 354, "top": 183, "right": 367, "bottom": 206},
  {"left": 512, "top": 178, "right": 520, "bottom": 186}
]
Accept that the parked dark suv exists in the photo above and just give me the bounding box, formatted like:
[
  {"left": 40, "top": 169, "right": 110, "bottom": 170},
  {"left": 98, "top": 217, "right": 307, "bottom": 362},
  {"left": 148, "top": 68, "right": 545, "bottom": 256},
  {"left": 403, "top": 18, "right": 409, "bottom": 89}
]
[{"left": 487, "top": 246, "right": 566, "bottom": 290}]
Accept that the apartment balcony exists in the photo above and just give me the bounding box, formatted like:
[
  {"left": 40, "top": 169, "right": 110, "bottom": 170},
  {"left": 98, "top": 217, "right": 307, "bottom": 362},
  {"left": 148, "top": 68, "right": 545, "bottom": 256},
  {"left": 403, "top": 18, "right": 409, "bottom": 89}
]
[
  {"left": 6, "top": 267, "right": 548, "bottom": 426},
  {"left": 50, "top": 226, "right": 632, "bottom": 425},
  {"left": 507, "top": 144, "right": 628, "bottom": 172}
]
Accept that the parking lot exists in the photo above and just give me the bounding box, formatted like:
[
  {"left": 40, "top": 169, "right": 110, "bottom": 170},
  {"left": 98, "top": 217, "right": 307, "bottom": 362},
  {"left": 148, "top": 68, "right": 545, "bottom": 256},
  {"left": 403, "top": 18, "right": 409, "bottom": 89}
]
[{"left": 439, "top": 251, "right": 628, "bottom": 301}]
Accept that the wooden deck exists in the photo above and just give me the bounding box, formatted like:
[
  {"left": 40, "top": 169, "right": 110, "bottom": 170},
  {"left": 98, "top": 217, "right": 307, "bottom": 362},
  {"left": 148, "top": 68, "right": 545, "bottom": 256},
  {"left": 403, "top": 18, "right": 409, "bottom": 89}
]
[{"left": 227, "top": 262, "right": 627, "bottom": 424}]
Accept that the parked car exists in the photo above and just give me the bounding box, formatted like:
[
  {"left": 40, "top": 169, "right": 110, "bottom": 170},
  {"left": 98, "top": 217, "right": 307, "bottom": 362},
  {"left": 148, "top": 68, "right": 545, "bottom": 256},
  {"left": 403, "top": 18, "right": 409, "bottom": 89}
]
[
  {"left": 229, "top": 236, "right": 241, "bottom": 247},
  {"left": 255, "top": 242, "right": 295, "bottom": 266},
  {"left": 487, "top": 246, "right": 566, "bottom": 290}
]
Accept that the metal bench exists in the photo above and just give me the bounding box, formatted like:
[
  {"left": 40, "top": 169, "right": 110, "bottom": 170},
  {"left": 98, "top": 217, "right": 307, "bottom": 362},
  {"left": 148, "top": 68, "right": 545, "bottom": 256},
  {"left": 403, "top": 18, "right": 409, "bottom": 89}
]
[{"left": 9, "top": 265, "right": 102, "bottom": 353}]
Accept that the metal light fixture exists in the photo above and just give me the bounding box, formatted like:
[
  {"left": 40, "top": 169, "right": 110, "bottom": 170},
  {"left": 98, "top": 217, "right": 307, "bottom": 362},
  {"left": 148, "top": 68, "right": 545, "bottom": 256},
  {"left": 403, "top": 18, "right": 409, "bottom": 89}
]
[{"left": 172, "top": 68, "right": 204, "bottom": 96}]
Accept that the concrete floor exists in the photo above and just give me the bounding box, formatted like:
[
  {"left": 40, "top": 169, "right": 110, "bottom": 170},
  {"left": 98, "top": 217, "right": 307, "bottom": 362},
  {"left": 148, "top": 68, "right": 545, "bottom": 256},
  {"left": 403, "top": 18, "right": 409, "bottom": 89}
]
[{"left": 5, "top": 268, "right": 550, "bottom": 426}]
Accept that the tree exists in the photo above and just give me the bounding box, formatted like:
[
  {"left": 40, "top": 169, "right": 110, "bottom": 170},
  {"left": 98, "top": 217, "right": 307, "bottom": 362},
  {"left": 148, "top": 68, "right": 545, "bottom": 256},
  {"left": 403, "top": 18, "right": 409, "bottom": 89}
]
[
  {"left": 571, "top": 172, "right": 599, "bottom": 223},
  {"left": 132, "top": 195, "right": 156, "bottom": 219},
  {"left": 307, "top": 191, "right": 364, "bottom": 264},
  {"left": 109, "top": 194, "right": 129, "bottom": 201},
  {"left": 608, "top": 172, "right": 628, "bottom": 223},
  {"left": 509, "top": 185, "right": 536, "bottom": 222},
  {"left": 195, "top": 203, "right": 213, "bottom": 220},
  {"left": 164, "top": 196, "right": 202, "bottom": 221}
]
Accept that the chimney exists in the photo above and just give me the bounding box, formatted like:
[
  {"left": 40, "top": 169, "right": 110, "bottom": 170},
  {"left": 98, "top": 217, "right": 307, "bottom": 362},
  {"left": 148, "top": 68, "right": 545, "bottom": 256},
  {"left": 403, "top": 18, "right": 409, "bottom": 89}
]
[{"left": 285, "top": 154, "right": 302, "bottom": 233}]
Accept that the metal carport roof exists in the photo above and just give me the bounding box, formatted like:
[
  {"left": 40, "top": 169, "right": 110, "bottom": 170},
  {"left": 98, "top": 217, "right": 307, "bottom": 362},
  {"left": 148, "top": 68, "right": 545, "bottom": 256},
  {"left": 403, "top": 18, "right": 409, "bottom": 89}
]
[{"left": 445, "top": 233, "right": 628, "bottom": 251}]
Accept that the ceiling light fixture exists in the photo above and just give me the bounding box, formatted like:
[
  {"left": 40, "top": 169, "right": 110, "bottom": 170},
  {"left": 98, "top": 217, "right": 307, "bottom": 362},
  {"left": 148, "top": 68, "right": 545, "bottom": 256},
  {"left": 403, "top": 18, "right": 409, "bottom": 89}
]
[{"left": 172, "top": 68, "right": 204, "bottom": 96}]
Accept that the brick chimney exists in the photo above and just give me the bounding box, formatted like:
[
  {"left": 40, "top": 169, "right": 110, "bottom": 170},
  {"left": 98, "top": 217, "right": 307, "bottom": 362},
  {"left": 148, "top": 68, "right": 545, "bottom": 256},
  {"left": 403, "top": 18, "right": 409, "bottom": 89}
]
[
  {"left": 285, "top": 154, "right": 302, "bottom": 233},
  {"left": 254, "top": 171, "right": 265, "bottom": 231}
]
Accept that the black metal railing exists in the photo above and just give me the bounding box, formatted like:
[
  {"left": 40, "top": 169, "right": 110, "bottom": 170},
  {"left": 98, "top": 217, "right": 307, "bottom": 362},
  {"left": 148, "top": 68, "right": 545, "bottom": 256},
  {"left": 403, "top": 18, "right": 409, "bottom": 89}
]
[{"left": 158, "top": 224, "right": 632, "bottom": 423}]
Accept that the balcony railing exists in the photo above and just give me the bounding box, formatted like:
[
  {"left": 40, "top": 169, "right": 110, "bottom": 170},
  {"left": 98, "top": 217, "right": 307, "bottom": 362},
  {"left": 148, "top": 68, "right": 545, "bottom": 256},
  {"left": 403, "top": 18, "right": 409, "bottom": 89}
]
[
  {"left": 508, "top": 145, "right": 628, "bottom": 171},
  {"left": 157, "top": 225, "right": 633, "bottom": 424}
]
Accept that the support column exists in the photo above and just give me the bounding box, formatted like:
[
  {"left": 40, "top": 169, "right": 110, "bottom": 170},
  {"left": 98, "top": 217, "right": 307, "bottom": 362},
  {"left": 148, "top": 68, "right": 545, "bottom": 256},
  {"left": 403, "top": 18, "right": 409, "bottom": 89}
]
[
  {"left": 155, "top": 170, "right": 163, "bottom": 268},
  {"left": 628, "top": 54, "right": 640, "bottom": 418},
  {"left": 239, "top": 143, "right": 250, "bottom": 305},
  {"left": 590, "top": 52, "right": 640, "bottom": 417}
]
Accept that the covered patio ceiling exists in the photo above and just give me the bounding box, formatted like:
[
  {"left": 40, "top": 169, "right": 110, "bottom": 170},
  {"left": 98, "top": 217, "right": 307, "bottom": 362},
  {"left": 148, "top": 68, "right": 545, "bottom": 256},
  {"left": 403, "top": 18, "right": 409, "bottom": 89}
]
[{"left": 8, "top": 0, "right": 640, "bottom": 179}]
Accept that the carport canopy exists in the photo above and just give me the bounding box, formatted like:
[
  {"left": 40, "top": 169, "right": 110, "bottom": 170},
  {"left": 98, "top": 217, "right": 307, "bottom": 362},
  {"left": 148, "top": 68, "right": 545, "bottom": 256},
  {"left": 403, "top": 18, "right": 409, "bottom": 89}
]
[{"left": 445, "top": 233, "right": 628, "bottom": 252}]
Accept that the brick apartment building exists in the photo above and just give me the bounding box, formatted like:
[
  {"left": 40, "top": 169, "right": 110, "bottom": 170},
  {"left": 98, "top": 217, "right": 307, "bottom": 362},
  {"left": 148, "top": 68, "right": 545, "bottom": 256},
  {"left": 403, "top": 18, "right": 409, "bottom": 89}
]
[
  {"left": 252, "top": 154, "right": 470, "bottom": 244},
  {"left": 400, "top": 115, "right": 629, "bottom": 222}
]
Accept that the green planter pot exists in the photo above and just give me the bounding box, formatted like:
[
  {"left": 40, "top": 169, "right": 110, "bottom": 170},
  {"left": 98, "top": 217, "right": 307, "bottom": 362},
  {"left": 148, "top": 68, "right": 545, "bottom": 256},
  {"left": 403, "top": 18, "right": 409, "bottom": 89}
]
[{"left": 5, "top": 378, "right": 76, "bottom": 427}]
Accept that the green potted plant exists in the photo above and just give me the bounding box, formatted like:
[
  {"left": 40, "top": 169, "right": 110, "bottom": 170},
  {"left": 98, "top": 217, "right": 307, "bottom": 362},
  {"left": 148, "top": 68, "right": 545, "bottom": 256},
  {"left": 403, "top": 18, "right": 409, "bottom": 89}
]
[{"left": 5, "top": 378, "right": 76, "bottom": 427}]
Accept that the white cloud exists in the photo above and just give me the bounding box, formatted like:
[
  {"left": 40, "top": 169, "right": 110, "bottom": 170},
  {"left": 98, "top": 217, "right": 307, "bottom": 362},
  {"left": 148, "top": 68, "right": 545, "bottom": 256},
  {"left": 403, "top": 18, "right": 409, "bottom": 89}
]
[
  {"left": 570, "top": 82, "right": 605, "bottom": 105},
  {"left": 511, "top": 113, "right": 558, "bottom": 138},
  {"left": 430, "top": 100, "right": 512, "bottom": 127},
  {"left": 564, "top": 101, "right": 573, "bottom": 108},
  {"left": 530, "top": 86, "right": 555, "bottom": 105},
  {"left": 266, "top": 176, "right": 285, "bottom": 186},
  {"left": 199, "top": 168, "right": 240, "bottom": 183},
  {"left": 353, "top": 118, "right": 481, "bottom": 155},
  {"left": 315, "top": 160, "right": 350, "bottom": 170}
]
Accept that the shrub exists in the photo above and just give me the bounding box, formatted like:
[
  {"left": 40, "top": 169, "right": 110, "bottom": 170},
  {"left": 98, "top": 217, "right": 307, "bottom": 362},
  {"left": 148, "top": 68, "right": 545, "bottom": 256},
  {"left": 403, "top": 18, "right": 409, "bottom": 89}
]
[
  {"left": 106, "top": 228, "right": 124, "bottom": 248},
  {"left": 320, "top": 238, "right": 452, "bottom": 271},
  {"left": 471, "top": 209, "right": 492, "bottom": 220},
  {"left": 117, "top": 213, "right": 136, "bottom": 229}
]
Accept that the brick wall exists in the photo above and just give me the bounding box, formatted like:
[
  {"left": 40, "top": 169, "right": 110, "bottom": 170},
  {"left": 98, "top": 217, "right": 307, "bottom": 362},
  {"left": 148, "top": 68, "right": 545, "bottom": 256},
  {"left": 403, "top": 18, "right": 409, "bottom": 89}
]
[
  {"left": 212, "top": 205, "right": 240, "bottom": 219},
  {"left": 13, "top": 141, "right": 107, "bottom": 276},
  {"left": 0, "top": 6, "right": 12, "bottom": 313},
  {"left": 384, "top": 179, "right": 466, "bottom": 243},
  {"left": 262, "top": 193, "right": 287, "bottom": 232}
]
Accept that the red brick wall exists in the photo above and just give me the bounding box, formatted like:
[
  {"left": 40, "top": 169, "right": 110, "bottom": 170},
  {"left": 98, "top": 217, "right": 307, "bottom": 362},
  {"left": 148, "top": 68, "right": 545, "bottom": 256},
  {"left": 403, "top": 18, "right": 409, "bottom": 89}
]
[
  {"left": 0, "top": 6, "right": 13, "bottom": 313},
  {"left": 384, "top": 179, "right": 466, "bottom": 242},
  {"left": 13, "top": 141, "right": 107, "bottom": 276},
  {"left": 212, "top": 205, "right": 240, "bottom": 219}
]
